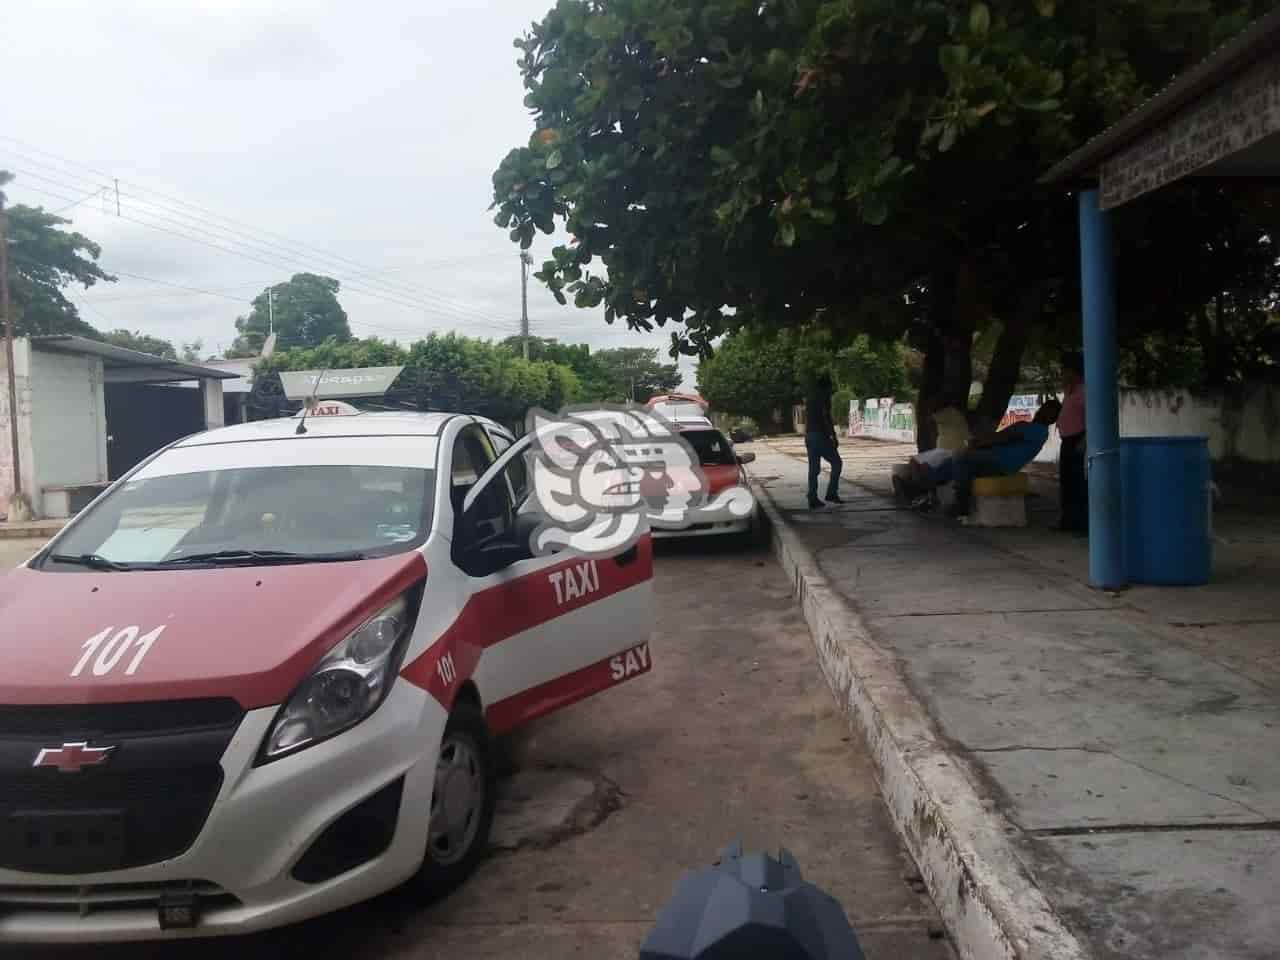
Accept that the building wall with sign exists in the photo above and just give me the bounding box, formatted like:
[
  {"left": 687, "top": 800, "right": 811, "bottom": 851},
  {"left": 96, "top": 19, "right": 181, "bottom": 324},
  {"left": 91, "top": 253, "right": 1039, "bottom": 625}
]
[{"left": 851, "top": 385, "right": 1280, "bottom": 466}]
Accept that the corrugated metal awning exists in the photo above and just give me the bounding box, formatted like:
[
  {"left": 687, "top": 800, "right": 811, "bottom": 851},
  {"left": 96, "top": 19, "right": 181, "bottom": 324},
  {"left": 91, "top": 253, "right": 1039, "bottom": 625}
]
[{"left": 30, "top": 336, "right": 240, "bottom": 383}]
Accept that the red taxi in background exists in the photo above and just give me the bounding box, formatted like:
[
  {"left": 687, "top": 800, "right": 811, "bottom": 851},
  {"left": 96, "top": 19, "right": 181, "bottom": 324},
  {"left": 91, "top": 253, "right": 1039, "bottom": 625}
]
[{"left": 645, "top": 423, "right": 760, "bottom": 545}]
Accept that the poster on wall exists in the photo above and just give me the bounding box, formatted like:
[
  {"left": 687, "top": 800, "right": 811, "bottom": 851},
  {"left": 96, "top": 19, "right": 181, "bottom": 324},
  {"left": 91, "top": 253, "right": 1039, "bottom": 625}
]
[
  {"left": 999, "top": 394, "right": 1042, "bottom": 430},
  {"left": 858, "top": 398, "right": 916, "bottom": 443},
  {"left": 848, "top": 399, "right": 863, "bottom": 437}
]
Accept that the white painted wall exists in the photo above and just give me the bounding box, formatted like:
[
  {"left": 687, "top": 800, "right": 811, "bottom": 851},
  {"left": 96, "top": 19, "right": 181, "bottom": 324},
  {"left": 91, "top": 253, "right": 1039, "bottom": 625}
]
[
  {"left": 853, "top": 385, "right": 1280, "bottom": 465},
  {"left": 200, "top": 378, "right": 225, "bottom": 429},
  {"left": 1119, "top": 386, "right": 1280, "bottom": 463},
  {"left": 0, "top": 339, "right": 36, "bottom": 517},
  {"left": 29, "top": 350, "right": 108, "bottom": 503}
]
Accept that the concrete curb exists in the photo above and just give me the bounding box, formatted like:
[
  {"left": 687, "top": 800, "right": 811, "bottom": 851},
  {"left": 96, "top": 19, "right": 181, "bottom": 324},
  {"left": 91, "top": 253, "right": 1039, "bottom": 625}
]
[
  {"left": 0, "top": 521, "right": 62, "bottom": 540},
  {"left": 748, "top": 473, "right": 1091, "bottom": 960}
]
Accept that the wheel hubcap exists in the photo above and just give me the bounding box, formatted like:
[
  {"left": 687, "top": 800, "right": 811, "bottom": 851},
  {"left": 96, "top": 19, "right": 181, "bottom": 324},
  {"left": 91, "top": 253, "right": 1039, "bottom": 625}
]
[{"left": 428, "top": 734, "right": 484, "bottom": 866}]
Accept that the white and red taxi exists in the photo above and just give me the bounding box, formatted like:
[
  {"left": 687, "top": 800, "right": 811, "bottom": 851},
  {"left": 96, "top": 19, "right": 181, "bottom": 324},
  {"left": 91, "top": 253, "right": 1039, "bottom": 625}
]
[
  {"left": 645, "top": 425, "right": 759, "bottom": 542},
  {"left": 0, "top": 409, "right": 654, "bottom": 942}
]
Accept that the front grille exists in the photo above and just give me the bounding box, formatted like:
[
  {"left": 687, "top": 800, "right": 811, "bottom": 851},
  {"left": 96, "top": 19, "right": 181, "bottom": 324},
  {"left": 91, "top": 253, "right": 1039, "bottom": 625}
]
[
  {"left": 0, "top": 699, "right": 242, "bottom": 737},
  {"left": 0, "top": 767, "right": 224, "bottom": 873},
  {"left": 0, "top": 699, "right": 243, "bottom": 874},
  {"left": 0, "top": 879, "right": 238, "bottom": 916}
]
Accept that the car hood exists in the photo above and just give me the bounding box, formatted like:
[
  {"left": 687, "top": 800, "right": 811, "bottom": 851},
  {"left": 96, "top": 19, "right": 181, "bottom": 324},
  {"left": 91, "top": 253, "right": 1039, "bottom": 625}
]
[{"left": 0, "top": 553, "right": 426, "bottom": 709}]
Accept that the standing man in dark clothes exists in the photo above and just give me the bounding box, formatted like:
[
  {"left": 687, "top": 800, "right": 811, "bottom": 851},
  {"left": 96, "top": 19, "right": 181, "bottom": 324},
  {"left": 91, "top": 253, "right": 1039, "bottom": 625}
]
[
  {"left": 1057, "top": 352, "right": 1088, "bottom": 533},
  {"left": 804, "top": 372, "right": 844, "bottom": 509}
]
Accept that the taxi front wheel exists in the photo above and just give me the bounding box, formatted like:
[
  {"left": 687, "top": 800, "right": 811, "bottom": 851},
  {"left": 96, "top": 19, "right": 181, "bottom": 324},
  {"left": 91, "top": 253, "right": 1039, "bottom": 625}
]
[{"left": 413, "top": 702, "right": 497, "bottom": 902}]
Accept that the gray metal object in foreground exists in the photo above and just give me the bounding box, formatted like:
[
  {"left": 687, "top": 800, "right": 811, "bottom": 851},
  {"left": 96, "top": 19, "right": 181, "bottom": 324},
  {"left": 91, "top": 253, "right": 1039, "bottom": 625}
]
[{"left": 640, "top": 841, "right": 864, "bottom": 960}]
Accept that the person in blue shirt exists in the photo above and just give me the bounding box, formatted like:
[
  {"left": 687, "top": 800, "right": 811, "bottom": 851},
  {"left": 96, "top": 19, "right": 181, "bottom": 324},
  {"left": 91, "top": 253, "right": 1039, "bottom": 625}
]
[{"left": 947, "top": 399, "right": 1062, "bottom": 518}]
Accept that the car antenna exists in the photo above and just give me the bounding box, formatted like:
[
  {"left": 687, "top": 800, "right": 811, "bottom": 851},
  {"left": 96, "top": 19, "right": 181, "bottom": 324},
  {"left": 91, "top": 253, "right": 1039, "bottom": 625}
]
[{"left": 295, "top": 368, "right": 329, "bottom": 435}]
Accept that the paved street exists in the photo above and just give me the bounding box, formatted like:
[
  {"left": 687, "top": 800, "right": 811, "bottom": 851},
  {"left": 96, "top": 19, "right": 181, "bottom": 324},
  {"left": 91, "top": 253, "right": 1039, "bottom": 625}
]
[
  {"left": 6, "top": 538, "right": 953, "bottom": 960},
  {"left": 752, "top": 435, "right": 1280, "bottom": 960}
]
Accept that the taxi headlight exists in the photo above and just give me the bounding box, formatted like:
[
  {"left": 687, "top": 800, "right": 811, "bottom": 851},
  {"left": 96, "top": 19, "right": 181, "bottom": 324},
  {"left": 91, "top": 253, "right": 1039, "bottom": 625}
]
[{"left": 258, "top": 596, "right": 411, "bottom": 763}]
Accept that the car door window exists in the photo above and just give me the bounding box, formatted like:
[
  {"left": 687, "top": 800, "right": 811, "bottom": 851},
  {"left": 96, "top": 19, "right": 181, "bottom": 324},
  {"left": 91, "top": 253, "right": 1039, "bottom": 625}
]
[
  {"left": 487, "top": 429, "right": 531, "bottom": 506},
  {"left": 452, "top": 425, "right": 510, "bottom": 547}
]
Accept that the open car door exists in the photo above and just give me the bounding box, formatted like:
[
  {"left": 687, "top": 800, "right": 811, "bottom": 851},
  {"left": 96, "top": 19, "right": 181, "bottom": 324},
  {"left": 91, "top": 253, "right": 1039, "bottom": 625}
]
[{"left": 451, "top": 433, "right": 655, "bottom": 735}]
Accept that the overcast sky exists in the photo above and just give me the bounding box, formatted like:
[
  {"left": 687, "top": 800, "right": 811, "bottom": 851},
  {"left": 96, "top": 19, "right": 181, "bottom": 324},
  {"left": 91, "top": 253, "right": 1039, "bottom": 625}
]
[{"left": 1, "top": 0, "right": 696, "bottom": 387}]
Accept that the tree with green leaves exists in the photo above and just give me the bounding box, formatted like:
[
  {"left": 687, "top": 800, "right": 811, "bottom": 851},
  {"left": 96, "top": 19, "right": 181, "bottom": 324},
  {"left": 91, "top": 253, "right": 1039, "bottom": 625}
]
[
  {"left": 0, "top": 171, "right": 115, "bottom": 337},
  {"left": 258, "top": 333, "right": 583, "bottom": 425},
  {"left": 589, "top": 346, "right": 681, "bottom": 402},
  {"left": 492, "top": 0, "right": 1274, "bottom": 447},
  {"left": 255, "top": 336, "right": 410, "bottom": 376},
  {"left": 699, "top": 327, "right": 909, "bottom": 430},
  {"left": 232, "top": 273, "right": 351, "bottom": 355},
  {"left": 829, "top": 335, "right": 911, "bottom": 404},
  {"left": 697, "top": 330, "right": 800, "bottom": 431},
  {"left": 102, "top": 330, "right": 178, "bottom": 359}
]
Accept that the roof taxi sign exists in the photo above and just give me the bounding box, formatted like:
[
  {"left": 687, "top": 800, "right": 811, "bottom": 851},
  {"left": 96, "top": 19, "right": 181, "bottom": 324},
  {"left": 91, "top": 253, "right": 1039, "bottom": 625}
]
[
  {"left": 278, "top": 366, "right": 405, "bottom": 401},
  {"left": 292, "top": 399, "right": 362, "bottom": 418}
]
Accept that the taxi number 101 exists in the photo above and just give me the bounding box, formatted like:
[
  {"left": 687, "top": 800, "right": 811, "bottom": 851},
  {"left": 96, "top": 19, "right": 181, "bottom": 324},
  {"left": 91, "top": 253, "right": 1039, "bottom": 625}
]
[
  {"left": 436, "top": 652, "right": 457, "bottom": 687},
  {"left": 72, "top": 625, "right": 166, "bottom": 678}
]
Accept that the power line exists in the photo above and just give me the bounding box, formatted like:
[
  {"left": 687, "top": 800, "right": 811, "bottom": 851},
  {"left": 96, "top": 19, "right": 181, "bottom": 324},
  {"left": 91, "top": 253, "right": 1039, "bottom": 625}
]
[
  {"left": 1, "top": 142, "right": 512, "bottom": 305},
  {"left": 50, "top": 186, "right": 106, "bottom": 215},
  {"left": 11, "top": 171, "right": 519, "bottom": 335},
  {"left": 6, "top": 191, "right": 594, "bottom": 345},
  {"left": 2, "top": 152, "right": 530, "bottom": 335},
  {"left": 14, "top": 172, "right": 516, "bottom": 330},
  {"left": 3, "top": 150, "right": 534, "bottom": 338},
  {"left": 104, "top": 270, "right": 260, "bottom": 304},
  {"left": 15, "top": 184, "right": 604, "bottom": 344}
]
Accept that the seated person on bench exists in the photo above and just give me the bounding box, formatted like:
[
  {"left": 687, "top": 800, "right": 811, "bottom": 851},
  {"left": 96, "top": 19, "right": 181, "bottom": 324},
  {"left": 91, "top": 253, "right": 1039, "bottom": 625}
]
[
  {"left": 947, "top": 399, "right": 1062, "bottom": 519},
  {"left": 894, "top": 405, "right": 970, "bottom": 508}
]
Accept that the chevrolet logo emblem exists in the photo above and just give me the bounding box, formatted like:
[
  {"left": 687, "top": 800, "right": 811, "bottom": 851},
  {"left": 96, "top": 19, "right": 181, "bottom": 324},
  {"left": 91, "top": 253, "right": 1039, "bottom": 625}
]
[{"left": 33, "top": 742, "right": 116, "bottom": 773}]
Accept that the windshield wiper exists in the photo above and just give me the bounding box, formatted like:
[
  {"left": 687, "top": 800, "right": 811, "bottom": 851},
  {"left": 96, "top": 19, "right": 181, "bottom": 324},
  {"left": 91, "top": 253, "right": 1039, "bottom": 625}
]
[
  {"left": 49, "top": 553, "right": 135, "bottom": 571},
  {"left": 159, "top": 549, "right": 367, "bottom": 566}
]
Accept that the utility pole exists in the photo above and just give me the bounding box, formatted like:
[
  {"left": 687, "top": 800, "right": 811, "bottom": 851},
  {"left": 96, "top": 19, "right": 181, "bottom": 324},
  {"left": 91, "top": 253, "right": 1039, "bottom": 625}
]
[
  {"left": 0, "top": 198, "right": 30, "bottom": 521},
  {"left": 268, "top": 287, "right": 275, "bottom": 335},
  {"left": 114, "top": 178, "right": 120, "bottom": 217},
  {"left": 520, "top": 251, "right": 531, "bottom": 360}
]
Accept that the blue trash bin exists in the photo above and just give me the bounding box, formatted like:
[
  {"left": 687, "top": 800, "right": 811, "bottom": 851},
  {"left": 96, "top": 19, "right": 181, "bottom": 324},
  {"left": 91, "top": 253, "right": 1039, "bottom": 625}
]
[{"left": 1120, "top": 436, "right": 1212, "bottom": 585}]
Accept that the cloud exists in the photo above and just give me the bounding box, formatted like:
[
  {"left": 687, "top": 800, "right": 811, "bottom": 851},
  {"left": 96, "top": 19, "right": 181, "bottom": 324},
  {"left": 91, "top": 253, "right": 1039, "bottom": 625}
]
[{"left": 1, "top": 0, "right": 699, "bottom": 388}]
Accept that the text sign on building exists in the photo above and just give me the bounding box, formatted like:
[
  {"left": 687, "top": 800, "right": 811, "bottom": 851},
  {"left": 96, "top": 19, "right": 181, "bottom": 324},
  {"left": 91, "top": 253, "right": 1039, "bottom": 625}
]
[
  {"left": 1100, "top": 57, "right": 1280, "bottom": 210},
  {"left": 278, "top": 366, "right": 405, "bottom": 401}
]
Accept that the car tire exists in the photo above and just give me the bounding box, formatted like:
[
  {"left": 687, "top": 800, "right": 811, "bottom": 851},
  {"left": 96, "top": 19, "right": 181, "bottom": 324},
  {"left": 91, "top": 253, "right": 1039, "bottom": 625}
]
[
  {"left": 412, "top": 702, "right": 497, "bottom": 904},
  {"left": 738, "top": 514, "right": 768, "bottom": 550}
]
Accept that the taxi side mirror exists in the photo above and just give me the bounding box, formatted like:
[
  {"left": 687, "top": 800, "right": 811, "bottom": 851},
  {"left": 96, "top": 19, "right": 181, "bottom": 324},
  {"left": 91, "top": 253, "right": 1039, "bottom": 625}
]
[{"left": 737, "top": 452, "right": 756, "bottom": 464}]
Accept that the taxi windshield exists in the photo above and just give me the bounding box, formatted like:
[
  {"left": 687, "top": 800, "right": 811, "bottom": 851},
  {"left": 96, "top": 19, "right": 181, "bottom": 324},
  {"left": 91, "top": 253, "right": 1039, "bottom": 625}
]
[{"left": 44, "top": 463, "right": 435, "bottom": 569}]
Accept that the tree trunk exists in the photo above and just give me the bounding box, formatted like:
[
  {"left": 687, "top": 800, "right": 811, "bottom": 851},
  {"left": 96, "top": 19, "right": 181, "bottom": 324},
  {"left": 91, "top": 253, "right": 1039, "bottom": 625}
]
[
  {"left": 941, "top": 260, "right": 979, "bottom": 411},
  {"left": 916, "top": 327, "right": 945, "bottom": 452},
  {"left": 1207, "top": 295, "right": 1227, "bottom": 386},
  {"left": 915, "top": 269, "right": 954, "bottom": 451},
  {"left": 977, "top": 313, "right": 1030, "bottom": 426}
]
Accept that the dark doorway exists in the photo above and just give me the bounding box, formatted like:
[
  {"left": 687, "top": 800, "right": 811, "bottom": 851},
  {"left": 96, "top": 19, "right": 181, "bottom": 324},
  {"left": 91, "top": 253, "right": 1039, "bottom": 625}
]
[{"left": 105, "top": 383, "right": 205, "bottom": 479}]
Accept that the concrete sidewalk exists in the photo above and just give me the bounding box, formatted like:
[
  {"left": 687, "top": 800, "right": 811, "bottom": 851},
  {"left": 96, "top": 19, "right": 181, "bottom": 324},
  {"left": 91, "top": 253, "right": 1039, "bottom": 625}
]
[
  {"left": 0, "top": 519, "right": 63, "bottom": 540},
  {"left": 746, "top": 436, "right": 1280, "bottom": 960}
]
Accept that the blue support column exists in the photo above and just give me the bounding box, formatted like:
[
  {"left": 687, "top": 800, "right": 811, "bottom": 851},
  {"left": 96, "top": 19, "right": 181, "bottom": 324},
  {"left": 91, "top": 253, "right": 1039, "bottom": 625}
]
[{"left": 1078, "top": 189, "right": 1126, "bottom": 589}]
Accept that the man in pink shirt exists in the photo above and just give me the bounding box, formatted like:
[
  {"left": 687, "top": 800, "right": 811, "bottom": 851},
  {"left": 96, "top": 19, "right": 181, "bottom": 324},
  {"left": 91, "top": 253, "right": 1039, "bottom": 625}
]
[{"left": 1057, "top": 352, "right": 1087, "bottom": 533}]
